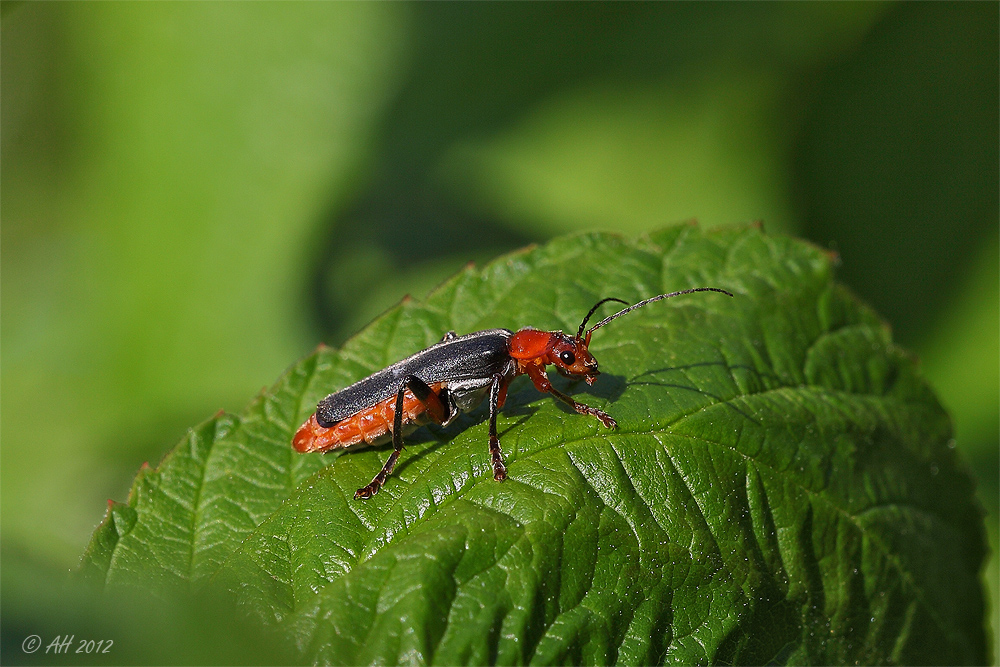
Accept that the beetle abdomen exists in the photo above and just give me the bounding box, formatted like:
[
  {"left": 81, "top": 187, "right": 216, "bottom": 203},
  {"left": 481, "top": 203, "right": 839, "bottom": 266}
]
[{"left": 293, "top": 382, "right": 446, "bottom": 453}]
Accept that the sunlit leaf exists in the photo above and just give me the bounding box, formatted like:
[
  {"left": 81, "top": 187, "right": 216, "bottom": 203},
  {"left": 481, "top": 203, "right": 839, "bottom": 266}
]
[{"left": 83, "top": 224, "right": 986, "bottom": 665}]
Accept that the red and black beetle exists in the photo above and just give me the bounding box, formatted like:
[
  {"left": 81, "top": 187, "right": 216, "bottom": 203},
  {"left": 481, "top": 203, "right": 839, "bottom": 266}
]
[{"left": 293, "top": 287, "right": 733, "bottom": 499}]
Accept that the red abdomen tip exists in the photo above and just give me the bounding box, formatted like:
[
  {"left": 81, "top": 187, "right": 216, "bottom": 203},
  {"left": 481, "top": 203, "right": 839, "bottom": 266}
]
[{"left": 293, "top": 414, "right": 328, "bottom": 453}]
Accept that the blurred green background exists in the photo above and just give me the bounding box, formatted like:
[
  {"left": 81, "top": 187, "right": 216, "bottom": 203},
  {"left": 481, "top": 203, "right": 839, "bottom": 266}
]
[{"left": 2, "top": 2, "right": 996, "bottom": 662}]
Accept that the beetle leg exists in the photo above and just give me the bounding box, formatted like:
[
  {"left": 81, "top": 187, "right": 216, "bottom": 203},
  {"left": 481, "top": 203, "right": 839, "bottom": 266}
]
[
  {"left": 439, "top": 331, "right": 458, "bottom": 342},
  {"left": 524, "top": 363, "right": 617, "bottom": 429},
  {"left": 354, "top": 386, "right": 406, "bottom": 499},
  {"left": 354, "top": 376, "right": 450, "bottom": 499},
  {"left": 405, "top": 375, "right": 450, "bottom": 424},
  {"left": 488, "top": 374, "right": 508, "bottom": 481},
  {"left": 547, "top": 385, "right": 617, "bottom": 429}
]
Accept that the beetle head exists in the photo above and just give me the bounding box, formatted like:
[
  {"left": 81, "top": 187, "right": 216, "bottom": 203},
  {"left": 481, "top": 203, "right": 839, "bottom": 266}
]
[
  {"left": 513, "top": 288, "right": 733, "bottom": 385},
  {"left": 546, "top": 332, "right": 601, "bottom": 385}
]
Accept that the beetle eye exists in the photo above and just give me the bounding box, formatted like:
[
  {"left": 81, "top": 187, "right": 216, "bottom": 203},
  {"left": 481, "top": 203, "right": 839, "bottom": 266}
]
[{"left": 559, "top": 350, "right": 576, "bottom": 365}]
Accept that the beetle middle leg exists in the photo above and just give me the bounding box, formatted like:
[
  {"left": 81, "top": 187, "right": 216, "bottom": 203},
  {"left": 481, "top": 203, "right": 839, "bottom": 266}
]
[
  {"left": 354, "top": 375, "right": 448, "bottom": 499},
  {"left": 488, "top": 374, "right": 510, "bottom": 482}
]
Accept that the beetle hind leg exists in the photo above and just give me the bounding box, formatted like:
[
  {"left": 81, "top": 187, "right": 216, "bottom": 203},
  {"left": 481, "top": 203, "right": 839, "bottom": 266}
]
[{"left": 354, "top": 376, "right": 449, "bottom": 499}]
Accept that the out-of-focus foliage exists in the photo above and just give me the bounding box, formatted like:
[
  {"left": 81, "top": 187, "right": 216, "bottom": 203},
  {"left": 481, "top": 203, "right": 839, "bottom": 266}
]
[{"left": 2, "top": 2, "right": 996, "bottom": 664}]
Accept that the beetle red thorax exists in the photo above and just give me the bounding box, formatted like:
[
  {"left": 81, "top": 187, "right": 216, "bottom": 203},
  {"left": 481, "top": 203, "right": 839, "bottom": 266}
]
[{"left": 509, "top": 329, "right": 600, "bottom": 384}]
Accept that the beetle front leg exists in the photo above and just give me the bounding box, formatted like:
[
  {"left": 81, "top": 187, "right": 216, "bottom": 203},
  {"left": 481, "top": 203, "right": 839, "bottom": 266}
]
[
  {"left": 524, "top": 364, "right": 617, "bottom": 429},
  {"left": 354, "top": 375, "right": 449, "bottom": 499}
]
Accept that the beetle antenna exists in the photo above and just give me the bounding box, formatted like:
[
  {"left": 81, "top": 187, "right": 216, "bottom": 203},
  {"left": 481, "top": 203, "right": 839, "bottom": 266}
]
[
  {"left": 584, "top": 287, "right": 734, "bottom": 342},
  {"left": 577, "top": 297, "right": 628, "bottom": 338}
]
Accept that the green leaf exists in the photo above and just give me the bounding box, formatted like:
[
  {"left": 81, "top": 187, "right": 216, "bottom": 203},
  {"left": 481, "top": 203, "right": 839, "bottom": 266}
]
[{"left": 82, "top": 224, "right": 986, "bottom": 665}]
